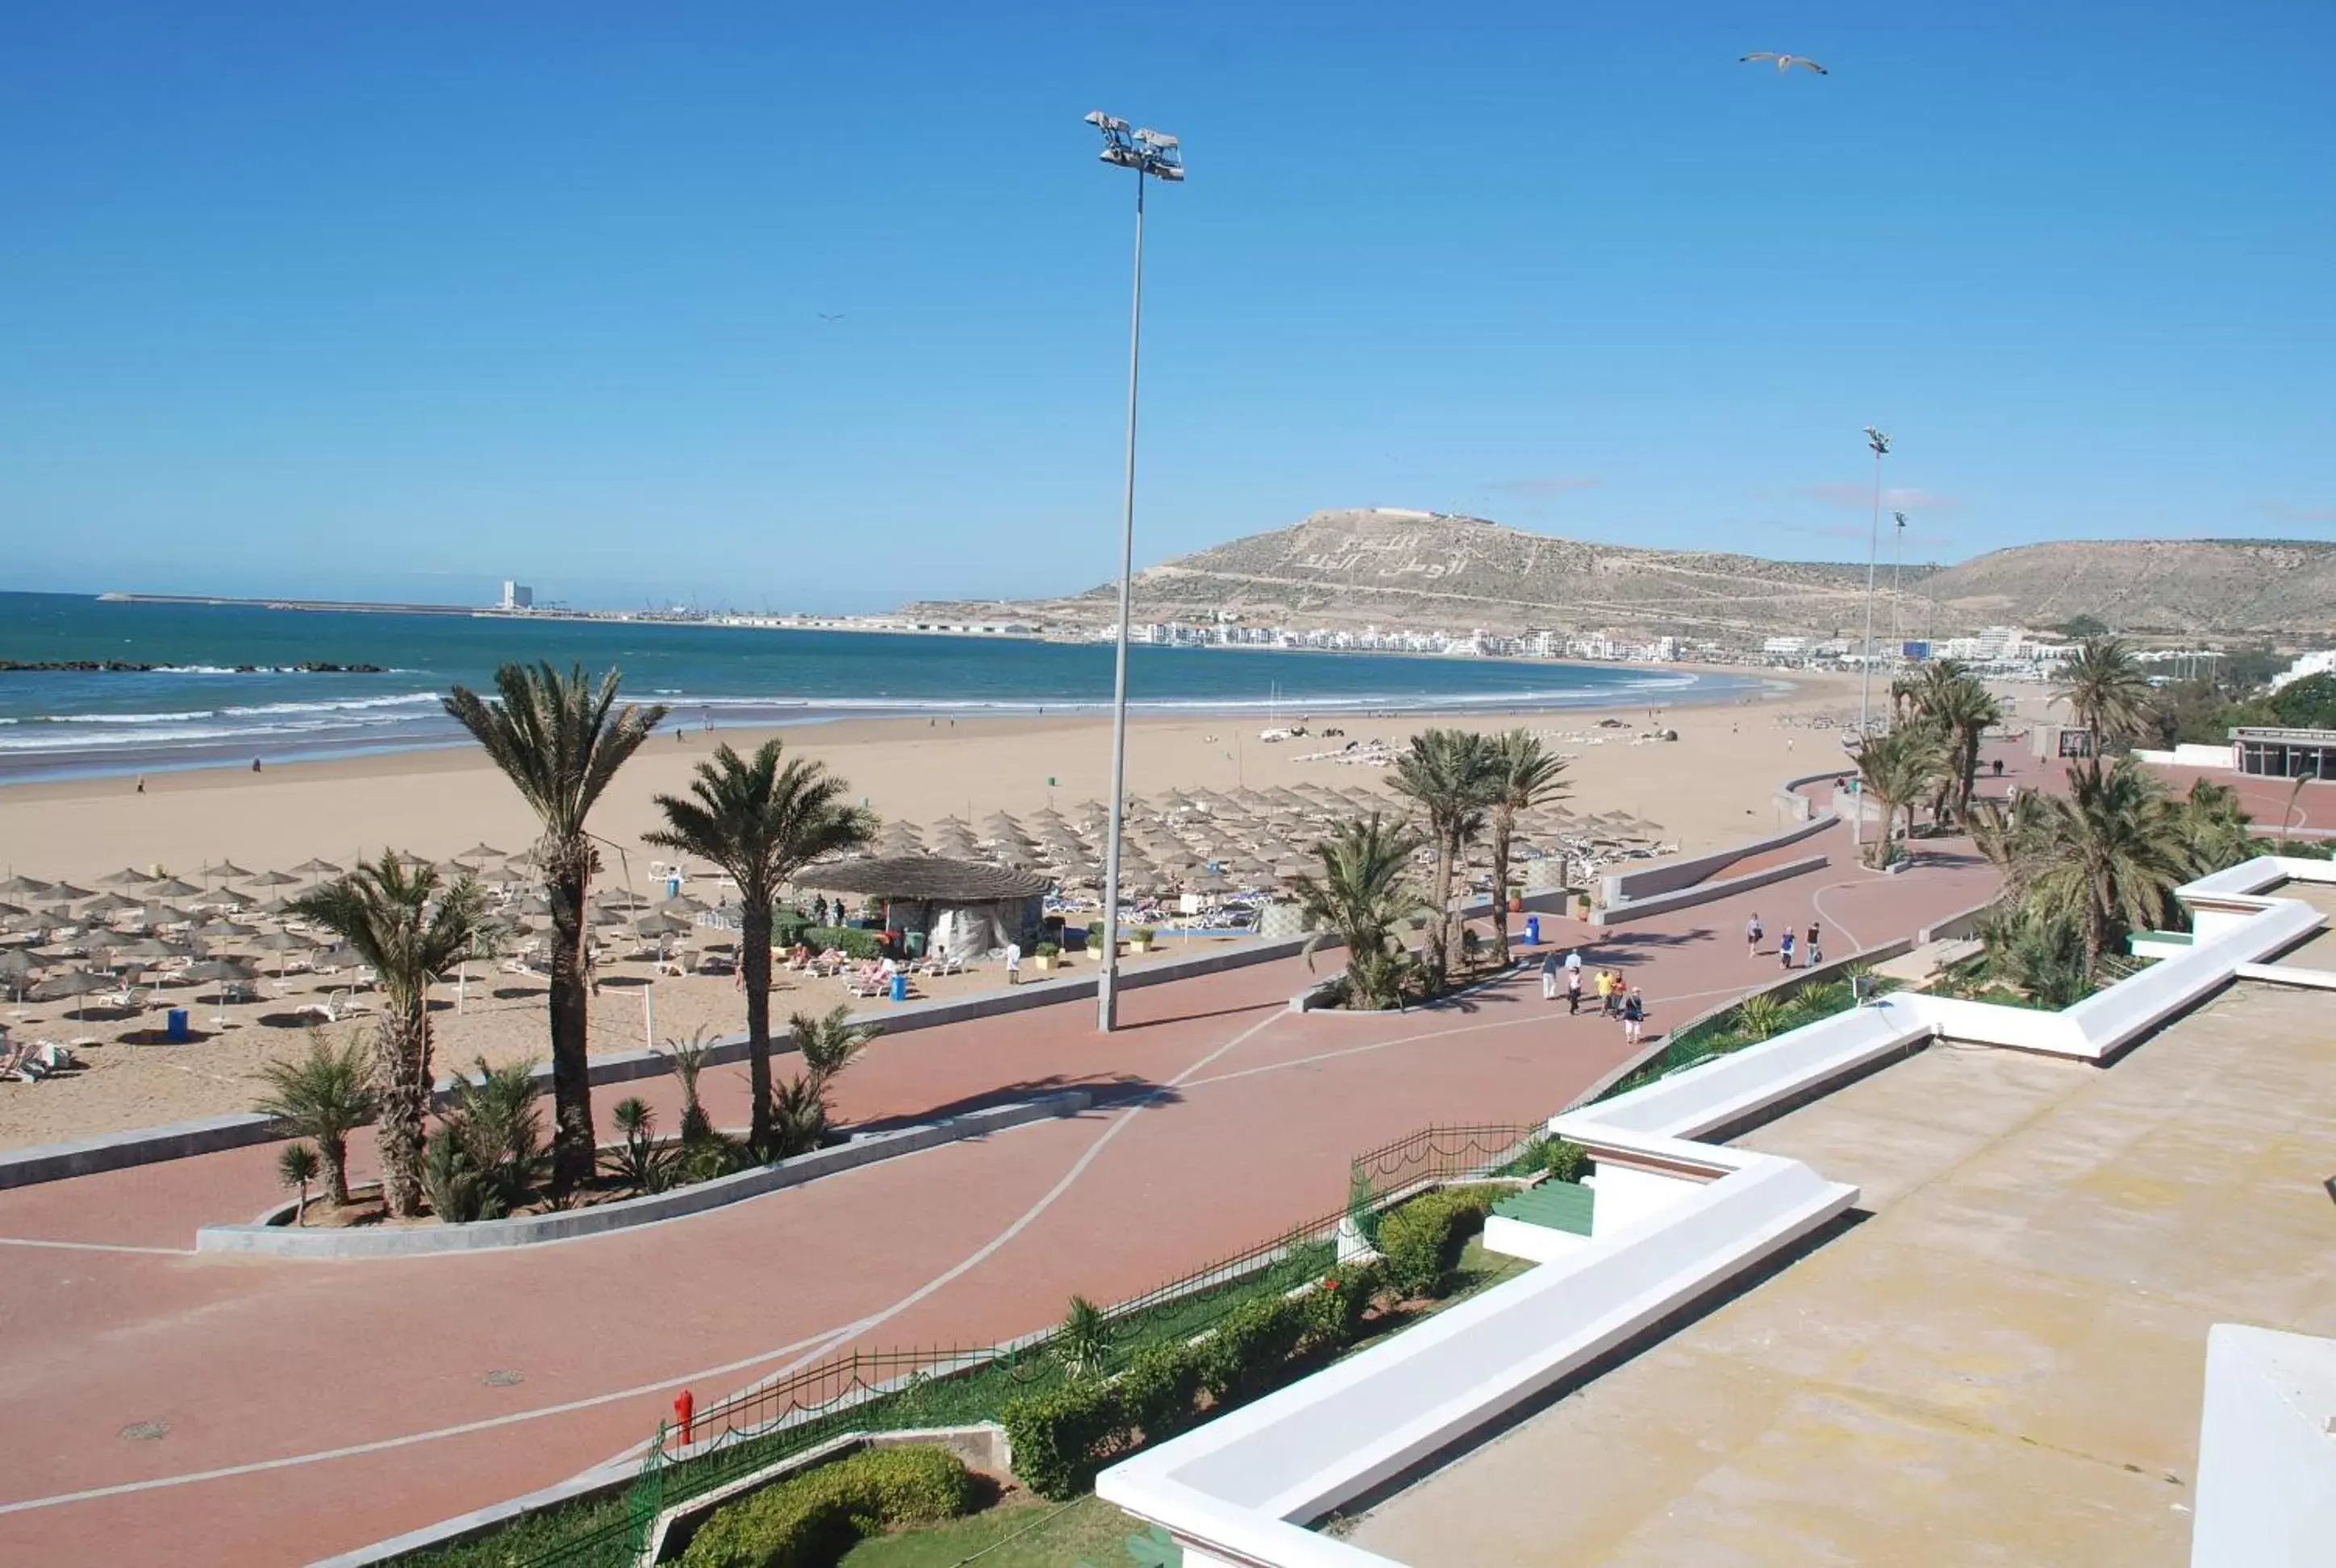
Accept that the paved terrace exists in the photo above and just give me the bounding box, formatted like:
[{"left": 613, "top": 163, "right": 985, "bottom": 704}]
[
  {"left": 0, "top": 799, "right": 1993, "bottom": 1566},
  {"left": 1349, "top": 979, "right": 2336, "bottom": 1568}
]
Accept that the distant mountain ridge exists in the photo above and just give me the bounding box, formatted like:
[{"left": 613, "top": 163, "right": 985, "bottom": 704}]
[{"left": 903, "top": 510, "right": 2336, "bottom": 642}]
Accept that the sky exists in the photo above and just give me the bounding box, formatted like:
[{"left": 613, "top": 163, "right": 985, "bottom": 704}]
[{"left": 4, "top": 2, "right": 2332, "bottom": 612}]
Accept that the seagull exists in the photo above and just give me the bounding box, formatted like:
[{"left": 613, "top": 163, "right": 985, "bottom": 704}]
[
  {"left": 816, "top": 311, "right": 845, "bottom": 322},
  {"left": 1741, "top": 52, "right": 1828, "bottom": 75}
]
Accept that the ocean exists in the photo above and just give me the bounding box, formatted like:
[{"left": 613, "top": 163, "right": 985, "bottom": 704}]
[{"left": 0, "top": 593, "right": 1765, "bottom": 782}]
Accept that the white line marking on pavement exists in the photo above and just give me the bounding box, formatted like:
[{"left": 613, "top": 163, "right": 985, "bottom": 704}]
[
  {"left": 0, "top": 1236, "right": 195, "bottom": 1257},
  {"left": 0, "top": 1007, "right": 1292, "bottom": 1517}
]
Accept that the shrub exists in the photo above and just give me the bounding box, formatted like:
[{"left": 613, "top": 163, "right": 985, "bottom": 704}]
[
  {"left": 1304, "top": 1259, "right": 1383, "bottom": 1349},
  {"left": 1056, "top": 1295, "right": 1112, "bottom": 1381},
  {"left": 1196, "top": 1292, "right": 1311, "bottom": 1408},
  {"left": 679, "top": 1444, "right": 975, "bottom": 1568},
  {"left": 1129, "top": 927, "right": 1157, "bottom": 945},
  {"left": 773, "top": 909, "right": 814, "bottom": 948},
  {"left": 1379, "top": 1186, "right": 1498, "bottom": 1299},
  {"left": 1034, "top": 940, "right": 1062, "bottom": 958},
  {"left": 803, "top": 925, "right": 881, "bottom": 961},
  {"left": 1540, "top": 1138, "right": 1590, "bottom": 1185},
  {"left": 999, "top": 1379, "right": 1129, "bottom": 1501},
  {"left": 1115, "top": 1342, "right": 1203, "bottom": 1442}
]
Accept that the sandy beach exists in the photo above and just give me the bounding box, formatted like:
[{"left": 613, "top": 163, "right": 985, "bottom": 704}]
[{"left": 0, "top": 672, "right": 1862, "bottom": 1149}]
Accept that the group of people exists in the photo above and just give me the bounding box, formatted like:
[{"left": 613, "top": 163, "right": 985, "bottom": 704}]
[
  {"left": 1744, "top": 913, "right": 1822, "bottom": 970},
  {"left": 1539, "top": 946, "right": 1647, "bottom": 1043}
]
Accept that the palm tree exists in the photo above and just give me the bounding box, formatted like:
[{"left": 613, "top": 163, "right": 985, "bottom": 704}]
[
  {"left": 770, "top": 1004, "right": 874, "bottom": 1157},
  {"left": 2054, "top": 636, "right": 2153, "bottom": 755},
  {"left": 444, "top": 662, "right": 669, "bottom": 1192},
  {"left": 289, "top": 856, "right": 494, "bottom": 1217},
  {"left": 252, "top": 1029, "right": 378, "bottom": 1207},
  {"left": 2177, "top": 778, "right": 2256, "bottom": 874},
  {"left": 1288, "top": 812, "right": 1429, "bottom": 1010},
  {"left": 645, "top": 741, "right": 873, "bottom": 1156},
  {"left": 1850, "top": 727, "right": 1946, "bottom": 869},
  {"left": 277, "top": 1143, "right": 321, "bottom": 1226},
  {"left": 2018, "top": 757, "right": 2197, "bottom": 975},
  {"left": 1908, "top": 661, "right": 2002, "bottom": 825},
  {"left": 1389, "top": 729, "right": 1497, "bottom": 985},
  {"left": 1484, "top": 732, "right": 1571, "bottom": 965}
]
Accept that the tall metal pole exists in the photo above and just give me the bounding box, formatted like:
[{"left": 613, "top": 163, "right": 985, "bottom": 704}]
[
  {"left": 1855, "top": 429, "right": 1888, "bottom": 849},
  {"left": 1097, "top": 171, "right": 1146, "bottom": 1032}
]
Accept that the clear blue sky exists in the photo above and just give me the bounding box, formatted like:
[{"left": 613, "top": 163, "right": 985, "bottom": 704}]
[{"left": 5, "top": 2, "right": 2331, "bottom": 611}]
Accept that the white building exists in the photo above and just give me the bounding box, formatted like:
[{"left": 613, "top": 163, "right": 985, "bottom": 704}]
[
  {"left": 2271, "top": 650, "right": 2336, "bottom": 691},
  {"left": 500, "top": 581, "right": 533, "bottom": 611}
]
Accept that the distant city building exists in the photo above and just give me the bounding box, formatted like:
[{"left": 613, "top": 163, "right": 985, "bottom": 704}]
[
  {"left": 500, "top": 581, "right": 533, "bottom": 611},
  {"left": 2270, "top": 650, "right": 2336, "bottom": 691}
]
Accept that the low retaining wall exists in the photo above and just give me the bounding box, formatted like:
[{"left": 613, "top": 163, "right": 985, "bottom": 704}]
[
  {"left": 1598, "top": 813, "right": 1835, "bottom": 906},
  {"left": 1590, "top": 853, "right": 1829, "bottom": 928},
  {"left": 0, "top": 931, "right": 1312, "bottom": 1191},
  {"left": 195, "top": 1091, "right": 1091, "bottom": 1258}
]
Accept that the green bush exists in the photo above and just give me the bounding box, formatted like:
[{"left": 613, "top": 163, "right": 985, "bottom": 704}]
[
  {"left": 1379, "top": 1186, "right": 1498, "bottom": 1299},
  {"left": 774, "top": 910, "right": 814, "bottom": 948},
  {"left": 679, "top": 1444, "right": 975, "bottom": 1568},
  {"left": 1115, "top": 1341, "right": 1204, "bottom": 1443},
  {"left": 999, "top": 1380, "right": 1130, "bottom": 1501},
  {"left": 1540, "top": 1139, "right": 1590, "bottom": 1185},
  {"left": 1304, "top": 1259, "right": 1383, "bottom": 1349},
  {"left": 1196, "top": 1293, "right": 1311, "bottom": 1408},
  {"left": 803, "top": 926, "right": 881, "bottom": 961}
]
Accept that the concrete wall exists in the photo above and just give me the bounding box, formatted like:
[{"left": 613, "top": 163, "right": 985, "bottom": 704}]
[
  {"left": 1589, "top": 853, "right": 1829, "bottom": 928},
  {"left": 195, "top": 1091, "right": 1090, "bottom": 1257},
  {"left": 1597, "top": 812, "right": 1835, "bottom": 906},
  {"left": 1580, "top": 1162, "right": 1703, "bottom": 1236},
  {"left": 2190, "top": 1324, "right": 2336, "bottom": 1568}
]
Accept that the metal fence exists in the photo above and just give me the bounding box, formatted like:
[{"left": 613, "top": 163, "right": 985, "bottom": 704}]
[{"left": 461, "top": 1117, "right": 1548, "bottom": 1567}]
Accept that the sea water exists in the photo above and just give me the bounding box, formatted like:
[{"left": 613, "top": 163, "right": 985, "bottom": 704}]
[{"left": 0, "top": 592, "right": 1764, "bottom": 782}]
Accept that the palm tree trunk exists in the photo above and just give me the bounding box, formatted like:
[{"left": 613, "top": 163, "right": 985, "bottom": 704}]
[
  {"left": 323, "top": 1130, "right": 352, "bottom": 1207},
  {"left": 1420, "top": 840, "right": 1438, "bottom": 986},
  {"left": 1489, "top": 811, "right": 1514, "bottom": 967},
  {"left": 545, "top": 846, "right": 595, "bottom": 1195},
  {"left": 377, "top": 1007, "right": 428, "bottom": 1217},
  {"left": 742, "top": 897, "right": 774, "bottom": 1156}
]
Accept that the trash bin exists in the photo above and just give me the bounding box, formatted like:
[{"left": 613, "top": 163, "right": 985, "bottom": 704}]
[
  {"left": 167, "top": 1007, "right": 191, "bottom": 1043},
  {"left": 904, "top": 931, "right": 927, "bottom": 959},
  {"left": 1525, "top": 915, "right": 1541, "bottom": 947},
  {"left": 889, "top": 971, "right": 907, "bottom": 1003}
]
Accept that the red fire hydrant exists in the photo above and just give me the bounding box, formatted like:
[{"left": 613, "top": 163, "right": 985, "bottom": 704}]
[{"left": 674, "top": 1389, "right": 695, "bottom": 1446}]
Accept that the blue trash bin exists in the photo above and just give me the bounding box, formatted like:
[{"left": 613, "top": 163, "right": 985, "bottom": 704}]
[
  {"left": 890, "top": 971, "right": 907, "bottom": 1003},
  {"left": 1525, "top": 915, "right": 1541, "bottom": 947},
  {"left": 167, "top": 1007, "right": 191, "bottom": 1043}
]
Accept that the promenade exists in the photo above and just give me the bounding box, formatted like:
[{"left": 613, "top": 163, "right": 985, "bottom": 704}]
[{"left": 0, "top": 790, "right": 1998, "bottom": 1566}]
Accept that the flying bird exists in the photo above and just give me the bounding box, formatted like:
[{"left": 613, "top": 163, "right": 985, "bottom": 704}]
[
  {"left": 1741, "top": 52, "right": 1828, "bottom": 75},
  {"left": 816, "top": 311, "right": 845, "bottom": 322}
]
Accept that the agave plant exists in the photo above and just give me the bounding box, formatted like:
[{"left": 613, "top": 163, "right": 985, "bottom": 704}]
[
  {"left": 1732, "top": 992, "right": 1790, "bottom": 1042},
  {"left": 605, "top": 1097, "right": 682, "bottom": 1195},
  {"left": 1056, "top": 1295, "right": 1113, "bottom": 1382}
]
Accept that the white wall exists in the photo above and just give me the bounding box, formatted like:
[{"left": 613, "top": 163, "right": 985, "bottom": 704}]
[
  {"left": 1583, "top": 1164, "right": 1701, "bottom": 1236},
  {"left": 2191, "top": 1324, "right": 2336, "bottom": 1568}
]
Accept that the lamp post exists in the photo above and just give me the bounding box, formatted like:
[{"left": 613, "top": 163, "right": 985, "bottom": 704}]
[
  {"left": 1854, "top": 426, "right": 1891, "bottom": 849},
  {"left": 1086, "top": 111, "right": 1184, "bottom": 1033},
  {"left": 1890, "top": 510, "right": 1908, "bottom": 657}
]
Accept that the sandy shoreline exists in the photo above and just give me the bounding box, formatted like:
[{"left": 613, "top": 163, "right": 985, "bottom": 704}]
[{"left": 0, "top": 672, "right": 1863, "bottom": 1151}]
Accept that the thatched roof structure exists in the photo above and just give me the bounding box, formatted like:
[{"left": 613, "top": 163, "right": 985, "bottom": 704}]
[{"left": 799, "top": 856, "right": 1050, "bottom": 900}]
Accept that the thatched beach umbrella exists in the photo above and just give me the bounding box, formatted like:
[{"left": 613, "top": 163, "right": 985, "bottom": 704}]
[
  {"left": 97, "top": 867, "right": 156, "bottom": 887},
  {"left": 248, "top": 869, "right": 302, "bottom": 888},
  {"left": 461, "top": 842, "right": 508, "bottom": 861},
  {"left": 46, "top": 882, "right": 96, "bottom": 903},
  {"left": 79, "top": 890, "right": 146, "bottom": 918},
  {"left": 200, "top": 861, "right": 254, "bottom": 882},
  {"left": 0, "top": 875, "right": 53, "bottom": 897},
  {"left": 290, "top": 857, "right": 344, "bottom": 878},
  {"left": 32, "top": 969, "right": 113, "bottom": 1019},
  {"left": 634, "top": 912, "right": 692, "bottom": 939}
]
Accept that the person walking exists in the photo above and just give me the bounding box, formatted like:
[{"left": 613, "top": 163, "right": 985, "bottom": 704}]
[
  {"left": 1540, "top": 948, "right": 1561, "bottom": 1002},
  {"left": 1594, "top": 967, "right": 1613, "bottom": 1015},
  {"left": 1746, "top": 912, "right": 1763, "bottom": 959},
  {"left": 1565, "top": 947, "right": 1583, "bottom": 983},
  {"left": 1807, "top": 922, "right": 1823, "bottom": 968},
  {"left": 1621, "top": 987, "right": 1645, "bottom": 1046},
  {"left": 1566, "top": 963, "right": 1583, "bottom": 1015},
  {"left": 1779, "top": 930, "right": 1796, "bottom": 970}
]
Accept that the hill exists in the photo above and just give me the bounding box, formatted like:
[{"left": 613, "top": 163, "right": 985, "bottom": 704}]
[{"left": 902, "top": 511, "right": 2336, "bottom": 643}]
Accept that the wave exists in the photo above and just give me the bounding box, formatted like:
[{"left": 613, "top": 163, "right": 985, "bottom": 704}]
[{"left": 217, "top": 692, "right": 440, "bottom": 718}]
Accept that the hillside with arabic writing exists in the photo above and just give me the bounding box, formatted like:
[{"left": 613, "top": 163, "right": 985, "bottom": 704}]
[{"left": 903, "top": 510, "right": 2336, "bottom": 642}]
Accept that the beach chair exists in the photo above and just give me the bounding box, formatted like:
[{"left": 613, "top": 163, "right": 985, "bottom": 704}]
[{"left": 296, "top": 990, "right": 370, "bottom": 1024}]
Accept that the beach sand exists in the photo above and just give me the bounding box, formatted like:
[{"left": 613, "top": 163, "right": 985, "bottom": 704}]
[{"left": 0, "top": 672, "right": 1862, "bottom": 1149}]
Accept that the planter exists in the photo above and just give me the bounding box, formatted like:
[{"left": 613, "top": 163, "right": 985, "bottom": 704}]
[{"left": 1032, "top": 954, "right": 1057, "bottom": 972}]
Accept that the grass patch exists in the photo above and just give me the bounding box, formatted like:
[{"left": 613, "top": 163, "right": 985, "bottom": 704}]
[{"left": 839, "top": 1493, "right": 1145, "bottom": 1568}]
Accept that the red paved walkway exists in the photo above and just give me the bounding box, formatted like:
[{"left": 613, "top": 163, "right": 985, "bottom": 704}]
[{"left": 0, "top": 803, "right": 1996, "bottom": 1565}]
